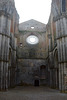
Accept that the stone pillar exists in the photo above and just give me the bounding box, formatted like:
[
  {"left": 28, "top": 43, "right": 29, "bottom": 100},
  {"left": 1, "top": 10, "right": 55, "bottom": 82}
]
[
  {"left": 50, "top": 69, "right": 52, "bottom": 87},
  {"left": 55, "top": 69, "right": 58, "bottom": 88},
  {"left": 56, "top": 16, "right": 67, "bottom": 92},
  {"left": 10, "top": 34, "right": 17, "bottom": 88},
  {"left": 0, "top": 14, "right": 11, "bottom": 90}
]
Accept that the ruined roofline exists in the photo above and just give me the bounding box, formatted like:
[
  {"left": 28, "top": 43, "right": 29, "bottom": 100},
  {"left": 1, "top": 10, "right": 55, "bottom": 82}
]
[{"left": 19, "top": 19, "right": 46, "bottom": 25}]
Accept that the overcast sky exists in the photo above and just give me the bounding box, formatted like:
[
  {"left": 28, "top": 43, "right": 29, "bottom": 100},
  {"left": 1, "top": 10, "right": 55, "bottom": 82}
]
[{"left": 15, "top": 0, "right": 52, "bottom": 24}]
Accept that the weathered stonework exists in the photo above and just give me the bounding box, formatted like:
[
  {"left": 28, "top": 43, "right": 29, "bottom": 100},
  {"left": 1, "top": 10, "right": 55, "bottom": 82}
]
[
  {"left": 47, "top": 0, "right": 67, "bottom": 92},
  {"left": 0, "top": 0, "right": 19, "bottom": 90},
  {"left": 16, "top": 19, "right": 48, "bottom": 86},
  {"left": 0, "top": 0, "right": 67, "bottom": 92}
]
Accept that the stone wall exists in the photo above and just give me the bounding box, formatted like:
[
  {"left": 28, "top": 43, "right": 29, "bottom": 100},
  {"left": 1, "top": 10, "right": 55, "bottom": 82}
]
[
  {"left": 17, "top": 19, "right": 48, "bottom": 86},
  {"left": 0, "top": 0, "right": 67, "bottom": 92},
  {"left": 0, "top": 0, "right": 19, "bottom": 90},
  {"left": 17, "top": 59, "right": 48, "bottom": 85},
  {"left": 47, "top": 0, "right": 67, "bottom": 92}
]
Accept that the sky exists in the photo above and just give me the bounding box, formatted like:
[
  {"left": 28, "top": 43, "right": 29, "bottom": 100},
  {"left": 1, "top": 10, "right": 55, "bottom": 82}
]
[{"left": 15, "top": 0, "right": 52, "bottom": 24}]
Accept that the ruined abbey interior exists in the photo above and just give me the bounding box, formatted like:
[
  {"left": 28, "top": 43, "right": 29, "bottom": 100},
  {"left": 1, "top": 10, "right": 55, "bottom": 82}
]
[{"left": 0, "top": 0, "right": 67, "bottom": 92}]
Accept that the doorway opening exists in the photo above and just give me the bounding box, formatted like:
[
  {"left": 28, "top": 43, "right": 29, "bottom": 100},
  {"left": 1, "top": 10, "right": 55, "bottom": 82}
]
[{"left": 34, "top": 80, "right": 39, "bottom": 86}]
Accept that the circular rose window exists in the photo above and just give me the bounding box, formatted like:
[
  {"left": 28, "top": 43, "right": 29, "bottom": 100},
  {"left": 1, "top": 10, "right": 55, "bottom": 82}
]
[{"left": 26, "top": 35, "right": 39, "bottom": 45}]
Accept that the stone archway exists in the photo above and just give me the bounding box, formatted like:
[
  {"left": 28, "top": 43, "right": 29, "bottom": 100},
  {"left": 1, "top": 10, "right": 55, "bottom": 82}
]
[
  {"left": 40, "top": 65, "right": 47, "bottom": 85},
  {"left": 40, "top": 65, "right": 46, "bottom": 80},
  {"left": 34, "top": 79, "right": 39, "bottom": 86}
]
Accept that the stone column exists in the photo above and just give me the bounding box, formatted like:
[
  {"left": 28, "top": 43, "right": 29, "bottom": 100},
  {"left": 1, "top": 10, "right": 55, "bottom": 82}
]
[
  {"left": 56, "top": 16, "right": 67, "bottom": 92},
  {"left": 0, "top": 14, "right": 11, "bottom": 90},
  {"left": 55, "top": 69, "right": 57, "bottom": 88}
]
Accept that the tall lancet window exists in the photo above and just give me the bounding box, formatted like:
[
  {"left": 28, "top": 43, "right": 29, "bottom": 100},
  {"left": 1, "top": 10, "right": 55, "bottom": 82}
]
[{"left": 62, "top": 0, "right": 66, "bottom": 12}]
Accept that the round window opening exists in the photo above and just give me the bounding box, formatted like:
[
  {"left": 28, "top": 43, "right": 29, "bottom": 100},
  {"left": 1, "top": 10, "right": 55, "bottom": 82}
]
[{"left": 26, "top": 35, "right": 39, "bottom": 45}]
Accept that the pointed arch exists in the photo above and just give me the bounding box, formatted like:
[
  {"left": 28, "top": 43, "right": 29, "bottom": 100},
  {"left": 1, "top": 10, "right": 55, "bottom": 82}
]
[{"left": 62, "top": 0, "right": 66, "bottom": 12}]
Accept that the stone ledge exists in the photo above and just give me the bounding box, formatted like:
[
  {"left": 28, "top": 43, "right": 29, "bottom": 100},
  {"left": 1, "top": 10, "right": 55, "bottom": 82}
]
[
  {"left": 53, "top": 13, "right": 67, "bottom": 22},
  {"left": 0, "top": 33, "right": 10, "bottom": 38}
]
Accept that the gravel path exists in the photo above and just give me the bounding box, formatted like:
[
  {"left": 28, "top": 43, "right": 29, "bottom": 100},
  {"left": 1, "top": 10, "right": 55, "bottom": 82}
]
[{"left": 0, "top": 86, "right": 67, "bottom": 100}]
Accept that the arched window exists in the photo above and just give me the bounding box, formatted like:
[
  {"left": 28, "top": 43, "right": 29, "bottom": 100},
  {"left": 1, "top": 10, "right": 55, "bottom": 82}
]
[
  {"left": 62, "top": 0, "right": 66, "bottom": 12},
  {"left": 40, "top": 65, "right": 46, "bottom": 79}
]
